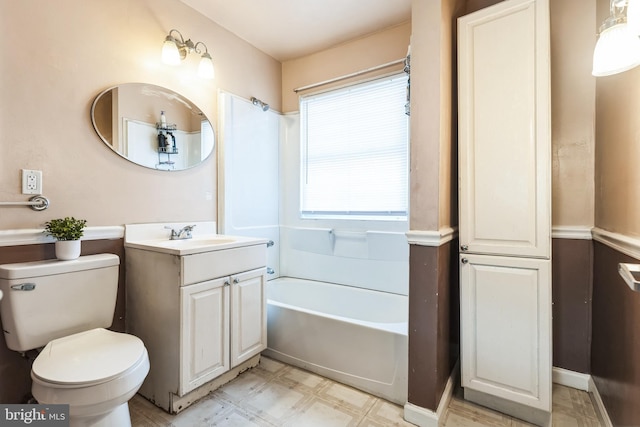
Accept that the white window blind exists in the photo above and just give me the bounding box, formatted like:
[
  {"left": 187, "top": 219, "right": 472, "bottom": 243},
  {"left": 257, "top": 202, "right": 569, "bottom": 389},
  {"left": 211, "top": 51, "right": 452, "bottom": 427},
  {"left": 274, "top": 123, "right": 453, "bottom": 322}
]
[{"left": 300, "top": 74, "right": 409, "bottom": 219}]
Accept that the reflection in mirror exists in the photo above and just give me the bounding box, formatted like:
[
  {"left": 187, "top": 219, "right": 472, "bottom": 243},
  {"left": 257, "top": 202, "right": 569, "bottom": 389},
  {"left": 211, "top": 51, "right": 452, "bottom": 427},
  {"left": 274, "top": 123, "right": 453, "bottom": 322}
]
[{"left": 91, "top": 83, "right": 215, "bottom": 171}]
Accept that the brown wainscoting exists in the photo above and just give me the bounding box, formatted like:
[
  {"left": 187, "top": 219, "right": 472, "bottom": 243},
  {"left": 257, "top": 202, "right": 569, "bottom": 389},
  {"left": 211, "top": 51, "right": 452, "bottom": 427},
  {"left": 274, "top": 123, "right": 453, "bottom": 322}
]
[
  {"left": 407, "top": 240, "right": 459, "bottom": 411},
  {"left": 552, "top": 238, "right": 593, "bottom": 374},
  {"left": 464, "top": 0, "right": 503, "bottom": 15},
  {"left": 0, "top": 239, "right": 126, "bottom": 403},
  {"left": 592, "top": 241, "right": 640, "bottom": 426}
]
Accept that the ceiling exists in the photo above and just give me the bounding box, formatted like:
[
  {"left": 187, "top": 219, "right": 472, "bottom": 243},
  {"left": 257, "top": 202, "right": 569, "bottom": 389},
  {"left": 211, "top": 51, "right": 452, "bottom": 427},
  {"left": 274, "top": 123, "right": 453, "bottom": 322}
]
[{"left": 179, "top": 0, "right": 412, "bottom": 62}]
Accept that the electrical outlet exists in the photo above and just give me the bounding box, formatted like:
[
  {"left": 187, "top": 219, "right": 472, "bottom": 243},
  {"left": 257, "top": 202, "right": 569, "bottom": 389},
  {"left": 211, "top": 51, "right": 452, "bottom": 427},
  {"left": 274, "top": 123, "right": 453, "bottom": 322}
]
[{"left": 21, "top": 169, "right": 43, "bottom": 195}]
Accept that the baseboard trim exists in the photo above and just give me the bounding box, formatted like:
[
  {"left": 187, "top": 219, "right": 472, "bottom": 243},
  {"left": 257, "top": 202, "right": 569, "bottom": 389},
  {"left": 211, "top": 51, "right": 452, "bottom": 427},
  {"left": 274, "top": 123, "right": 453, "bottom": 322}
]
[
  {"left": 589, "top": 376, "right": 614, "bottom": 427},
  {"left": 552, "top": 367, "right": 613, "bottom": 426},
  {"left": 552, "top": 367, "right": 590, "bottom": 391},
  {"left": 403, "top": 361, "right": 458, "bottom": 426}
]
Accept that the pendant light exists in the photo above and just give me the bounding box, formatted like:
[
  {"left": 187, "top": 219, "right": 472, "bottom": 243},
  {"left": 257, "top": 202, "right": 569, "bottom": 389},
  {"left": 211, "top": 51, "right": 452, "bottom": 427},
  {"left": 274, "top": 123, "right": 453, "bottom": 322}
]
[{"left": 592, "top": 0, "right": 640, "bottom": 76}]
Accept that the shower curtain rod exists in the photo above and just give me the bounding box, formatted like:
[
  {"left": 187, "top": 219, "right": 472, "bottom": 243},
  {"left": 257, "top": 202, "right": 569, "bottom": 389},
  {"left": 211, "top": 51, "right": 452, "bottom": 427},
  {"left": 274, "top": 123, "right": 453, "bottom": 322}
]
[{"left": 293, "top": 58, "right": 406, "bottom": 93}]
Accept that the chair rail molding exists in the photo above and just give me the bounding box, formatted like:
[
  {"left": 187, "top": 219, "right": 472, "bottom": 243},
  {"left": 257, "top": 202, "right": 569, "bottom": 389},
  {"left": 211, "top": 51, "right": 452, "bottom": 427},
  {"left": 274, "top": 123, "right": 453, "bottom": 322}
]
[
  {"left": 406, "top": 227, "right": 457, "bottom": 247},
  {"left": 592, "top": 227, "right": 640, "bottom": 261},
  {"left": 0, "top": 226, "right": 125, "bottom": 247},
  {"left": 551, "top": 226, "right": 593, "bottom": 240}
]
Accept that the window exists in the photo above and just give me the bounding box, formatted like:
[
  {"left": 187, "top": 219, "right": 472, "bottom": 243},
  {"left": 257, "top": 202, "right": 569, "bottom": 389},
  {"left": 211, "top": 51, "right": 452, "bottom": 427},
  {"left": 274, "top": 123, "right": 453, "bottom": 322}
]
[{"left": 300, "top": 74, "right": 409, "bottom": 220}]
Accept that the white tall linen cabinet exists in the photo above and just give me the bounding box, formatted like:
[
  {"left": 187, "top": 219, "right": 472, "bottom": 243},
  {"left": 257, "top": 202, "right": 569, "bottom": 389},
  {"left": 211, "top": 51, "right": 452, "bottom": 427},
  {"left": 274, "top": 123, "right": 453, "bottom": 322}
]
[{"left": 457, "top": 0, "right": 552, "bottom": 425}]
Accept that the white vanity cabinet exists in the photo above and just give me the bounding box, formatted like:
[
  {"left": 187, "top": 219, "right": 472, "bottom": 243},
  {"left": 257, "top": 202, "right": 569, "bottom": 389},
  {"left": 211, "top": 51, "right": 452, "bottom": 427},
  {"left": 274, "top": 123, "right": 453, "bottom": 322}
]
[
  {"left": 179, "top": 268, "right": 267, "bottom": 395},
  {"left": 125, "top": 241, "right": 267, "bottom": 413}
]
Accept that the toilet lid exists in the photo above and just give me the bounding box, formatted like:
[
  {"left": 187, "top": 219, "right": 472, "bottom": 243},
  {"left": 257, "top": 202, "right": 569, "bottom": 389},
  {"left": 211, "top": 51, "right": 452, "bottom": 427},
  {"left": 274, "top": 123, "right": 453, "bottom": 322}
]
[{"left": 32, "top": 328, "right": 146, "bottom": 386}]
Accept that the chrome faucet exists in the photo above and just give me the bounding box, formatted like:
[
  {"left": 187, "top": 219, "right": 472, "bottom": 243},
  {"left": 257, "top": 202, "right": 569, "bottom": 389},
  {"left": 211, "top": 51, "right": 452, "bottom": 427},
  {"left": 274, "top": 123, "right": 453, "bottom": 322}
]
[{"left": 165, "top": 224, "right": 196, "bottom": 240}]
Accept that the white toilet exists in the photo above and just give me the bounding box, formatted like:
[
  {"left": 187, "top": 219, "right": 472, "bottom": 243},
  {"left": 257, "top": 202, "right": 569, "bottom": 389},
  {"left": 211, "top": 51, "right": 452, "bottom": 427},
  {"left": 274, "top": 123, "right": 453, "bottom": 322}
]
[{"left": 0, "top": 254, "right": 149, "bottom": 427}]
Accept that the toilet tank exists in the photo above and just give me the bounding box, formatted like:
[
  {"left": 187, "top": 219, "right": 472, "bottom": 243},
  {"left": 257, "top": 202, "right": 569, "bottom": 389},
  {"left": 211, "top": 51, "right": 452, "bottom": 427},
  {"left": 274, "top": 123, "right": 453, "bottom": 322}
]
[{"left": 0, "top": 254, "right": 119, "bottom": 352}]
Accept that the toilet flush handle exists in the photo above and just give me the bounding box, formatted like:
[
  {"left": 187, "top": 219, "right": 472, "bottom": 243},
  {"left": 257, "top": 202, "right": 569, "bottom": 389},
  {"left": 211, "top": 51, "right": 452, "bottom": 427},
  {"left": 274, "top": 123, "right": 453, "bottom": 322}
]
[{"left": 11, "top": 283, "right": 36, "bottom": 291}]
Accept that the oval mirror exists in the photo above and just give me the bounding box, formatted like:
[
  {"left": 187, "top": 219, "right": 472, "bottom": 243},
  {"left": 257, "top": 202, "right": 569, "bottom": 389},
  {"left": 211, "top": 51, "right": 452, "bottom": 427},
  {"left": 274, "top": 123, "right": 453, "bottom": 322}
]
[{"left": 91, "top": 83, "right": 214, "bottom": 171}]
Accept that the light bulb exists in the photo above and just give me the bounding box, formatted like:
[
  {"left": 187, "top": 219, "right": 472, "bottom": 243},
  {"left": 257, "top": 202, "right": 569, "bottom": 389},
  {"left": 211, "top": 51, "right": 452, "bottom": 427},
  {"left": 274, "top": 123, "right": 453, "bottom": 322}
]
[
  {"left": 161, "top": 36, "right": 181, "bottom": 66},
  {"left": 592, "top": 21, "right": 640, "bottom": 76},
  {"left": 198, "top": 53, "right": 215, "bottom": 79},
  {"left": 628, "top": 0, "right": 640, "bottom": 36}
]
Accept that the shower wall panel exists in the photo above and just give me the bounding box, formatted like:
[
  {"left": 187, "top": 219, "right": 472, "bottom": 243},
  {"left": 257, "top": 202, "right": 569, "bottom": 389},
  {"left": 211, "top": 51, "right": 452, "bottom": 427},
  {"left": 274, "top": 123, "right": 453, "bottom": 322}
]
[{"left": 218, "top": 91, "right": 281, "bottom": 276}]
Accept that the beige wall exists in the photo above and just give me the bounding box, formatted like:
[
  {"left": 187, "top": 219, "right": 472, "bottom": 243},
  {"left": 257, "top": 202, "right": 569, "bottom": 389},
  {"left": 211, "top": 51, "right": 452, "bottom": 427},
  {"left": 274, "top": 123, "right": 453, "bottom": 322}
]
[
  {"left": 0, "top": 0, "right": 280, "bottom": 230},
  {"left": 463, "top": 0, "right": 596, "bottom": 231},
  {"left": 594, "top": 0, "right": 640, "bottom": 237},
  {"left": 408, "top": 0, "right": 465, "bottom": 232},
  {"left": 409, "top": 0, "right": 443, "bottom": 231},
  {"left": 550, "top": 0, "right": 596, "bottom": 228},
  {"left": 281, "top": 23, "right": 411, "bottom": 113},
  {"left": 1, "top": 0, "right": 595, "bottom": 234}
]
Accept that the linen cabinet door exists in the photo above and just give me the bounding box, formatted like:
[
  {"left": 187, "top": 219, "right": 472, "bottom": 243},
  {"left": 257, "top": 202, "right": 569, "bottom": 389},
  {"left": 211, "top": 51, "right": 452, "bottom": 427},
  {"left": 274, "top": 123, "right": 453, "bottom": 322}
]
[
  {"left": 230, "top": 268, "right": 267, "bottom": 367},
  {"left": 458, "top": 0, "right": 551, "bottom": 259},
  {"left": 460, "top": 254, "right": 551, "bottom": 412},
  {"left": 180, "top": 276, "right": 230, "bottom": 395}
]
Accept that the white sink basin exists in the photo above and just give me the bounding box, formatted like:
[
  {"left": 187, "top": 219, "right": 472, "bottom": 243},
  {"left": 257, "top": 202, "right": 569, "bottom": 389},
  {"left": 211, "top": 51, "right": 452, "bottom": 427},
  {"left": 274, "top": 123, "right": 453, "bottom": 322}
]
[
  {"left": 125, "top": 234, "right": 267, "bottom": 255},
  {"left": 154, "top": 237, "right": 238, "bottom": 248}
]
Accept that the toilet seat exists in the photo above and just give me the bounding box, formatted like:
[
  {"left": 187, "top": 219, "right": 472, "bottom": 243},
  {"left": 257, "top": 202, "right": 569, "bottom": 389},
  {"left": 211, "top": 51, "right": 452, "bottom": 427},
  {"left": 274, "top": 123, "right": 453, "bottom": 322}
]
[{"left": 32, "top": 328, "right": 146, "bottom": 386}]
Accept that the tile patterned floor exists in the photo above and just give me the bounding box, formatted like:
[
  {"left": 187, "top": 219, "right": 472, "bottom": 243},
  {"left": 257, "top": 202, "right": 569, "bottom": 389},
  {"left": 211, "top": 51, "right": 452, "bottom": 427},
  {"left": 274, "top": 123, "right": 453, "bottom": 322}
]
[
  {"left": 442, "top": 380, "right": 604, "bottom": 427},
  {"left": 130, "top": 357, "right": 604, "bottom": 426}
]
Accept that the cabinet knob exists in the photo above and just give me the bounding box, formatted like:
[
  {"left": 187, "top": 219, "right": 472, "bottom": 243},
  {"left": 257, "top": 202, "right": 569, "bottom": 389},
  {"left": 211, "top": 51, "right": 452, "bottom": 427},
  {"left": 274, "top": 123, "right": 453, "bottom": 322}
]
[
  {"left": 461, "top": 245, "right": 469, "bottom": 251},
  {"left": 233, "top": 277, "right": 240, "bottom": 284},
  {"left": 461, "top": 258, "right": 469, "bottom": 264},
  {"left": 224, "top": 280, "right": 230, "bottom": 286}
]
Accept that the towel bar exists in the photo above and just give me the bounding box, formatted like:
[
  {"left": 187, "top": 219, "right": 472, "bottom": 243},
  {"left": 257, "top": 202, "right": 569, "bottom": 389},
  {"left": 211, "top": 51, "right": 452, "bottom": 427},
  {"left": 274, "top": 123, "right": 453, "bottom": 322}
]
[{"left": 0, "top": 195, "right": 50, "bottom": 211}]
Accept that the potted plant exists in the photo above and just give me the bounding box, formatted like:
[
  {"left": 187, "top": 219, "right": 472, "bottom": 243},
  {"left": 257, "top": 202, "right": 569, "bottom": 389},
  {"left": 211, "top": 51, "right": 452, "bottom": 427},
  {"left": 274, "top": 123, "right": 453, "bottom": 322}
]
[{"left": 44, "top": 217, "right": 87, "bottom": 260}]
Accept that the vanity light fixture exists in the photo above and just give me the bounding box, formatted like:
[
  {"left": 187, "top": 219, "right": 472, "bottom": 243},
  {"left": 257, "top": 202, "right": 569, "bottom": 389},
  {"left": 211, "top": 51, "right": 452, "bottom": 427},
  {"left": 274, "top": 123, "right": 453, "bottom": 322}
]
[
  {"left": 161, "top": 29, "right": 215, "bottom": 79},
  {"left": 592, "top": 0, "right": 640, "bottom": 76}
]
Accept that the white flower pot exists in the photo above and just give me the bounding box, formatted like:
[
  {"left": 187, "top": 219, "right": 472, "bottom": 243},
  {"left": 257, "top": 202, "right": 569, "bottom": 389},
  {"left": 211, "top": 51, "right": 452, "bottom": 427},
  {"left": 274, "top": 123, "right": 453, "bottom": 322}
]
[{"left": 55, "top": 240, "right": 81, "bottom": 260}]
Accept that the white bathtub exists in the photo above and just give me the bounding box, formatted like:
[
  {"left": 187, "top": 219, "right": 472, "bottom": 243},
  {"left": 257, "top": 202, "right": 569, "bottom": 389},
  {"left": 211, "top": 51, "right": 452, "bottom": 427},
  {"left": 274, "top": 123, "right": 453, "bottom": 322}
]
[{"left": 263, "top": 277, "right": 408, "bottom": 404}]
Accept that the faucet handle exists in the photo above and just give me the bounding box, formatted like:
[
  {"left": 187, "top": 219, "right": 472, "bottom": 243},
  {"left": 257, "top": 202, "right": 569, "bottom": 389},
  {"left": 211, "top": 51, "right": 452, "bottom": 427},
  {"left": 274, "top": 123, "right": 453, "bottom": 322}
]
[
  {"left": 164, "top": 226, "right": 178, "bottom": 238},
  {"left": 183, "top": 224, "right": 196, "bottom": 238}
]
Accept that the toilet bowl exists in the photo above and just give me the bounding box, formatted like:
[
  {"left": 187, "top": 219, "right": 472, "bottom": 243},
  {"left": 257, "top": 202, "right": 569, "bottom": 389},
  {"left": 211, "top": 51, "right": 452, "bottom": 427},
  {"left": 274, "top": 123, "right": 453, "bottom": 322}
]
[
  {"left": 0, "top": 254, "right": 150, "bottom": 427},
  {"left": 31, "top": 328, "right": 150, "bottom": 426}
]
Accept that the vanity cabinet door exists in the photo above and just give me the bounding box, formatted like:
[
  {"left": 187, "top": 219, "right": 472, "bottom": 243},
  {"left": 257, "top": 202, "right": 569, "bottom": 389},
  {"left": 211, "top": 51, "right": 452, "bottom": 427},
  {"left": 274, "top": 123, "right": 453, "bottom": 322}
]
[
  {"left": 180, "top": 276, "right": 230, "bottom": 395},
  {"left": 230, "top": 268, "right": 267, "bottom": 367}
]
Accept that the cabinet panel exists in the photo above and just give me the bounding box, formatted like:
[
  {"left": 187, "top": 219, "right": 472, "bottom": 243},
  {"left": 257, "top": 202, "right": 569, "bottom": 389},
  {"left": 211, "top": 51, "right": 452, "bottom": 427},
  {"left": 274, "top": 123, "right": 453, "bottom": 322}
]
[
  {"left": 458, "top": 0, "right": 550, "bottom": 259},
  {"left": 182, "top": 245, "right": 266, "bottom": 286},
  {"left": 231, "top": 269, "right": 267, "bottom": 367},
  {"left": 180, "top": 277, "right": 229, "bottom": 395},
  {"left": 460, "top": 254, "right": 551, "bottom": 411}
]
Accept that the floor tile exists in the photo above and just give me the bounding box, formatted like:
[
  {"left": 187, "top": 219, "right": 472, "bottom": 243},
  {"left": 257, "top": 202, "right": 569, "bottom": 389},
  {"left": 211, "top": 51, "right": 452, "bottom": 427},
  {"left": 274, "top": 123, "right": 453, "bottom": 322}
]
[
  {"left": 209, "top": 406, "right": 276, "bottom": 426},
  {"left": 171, "top": 396, "right": 231, "bottom": 427},
  {"left": 279, "top": 366, "right": 328, "bottom": 392},
  {"left": 215, "top": 371, "right": 271, "bottom": 404},
  {"left": 318, "top": 382, "right": 378, "bottom": 414},
  {"left": 130, "top": 357, "right": 603, "bottom": 427},
  {"left": 241, "top": 380, "right": 311, "bottom": 424},
  {"left": 362, "top": 399, "right": 415, "bottom": 426},
  {"left": 282, "top": 397, "right": 363, "bottom": 427}
]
